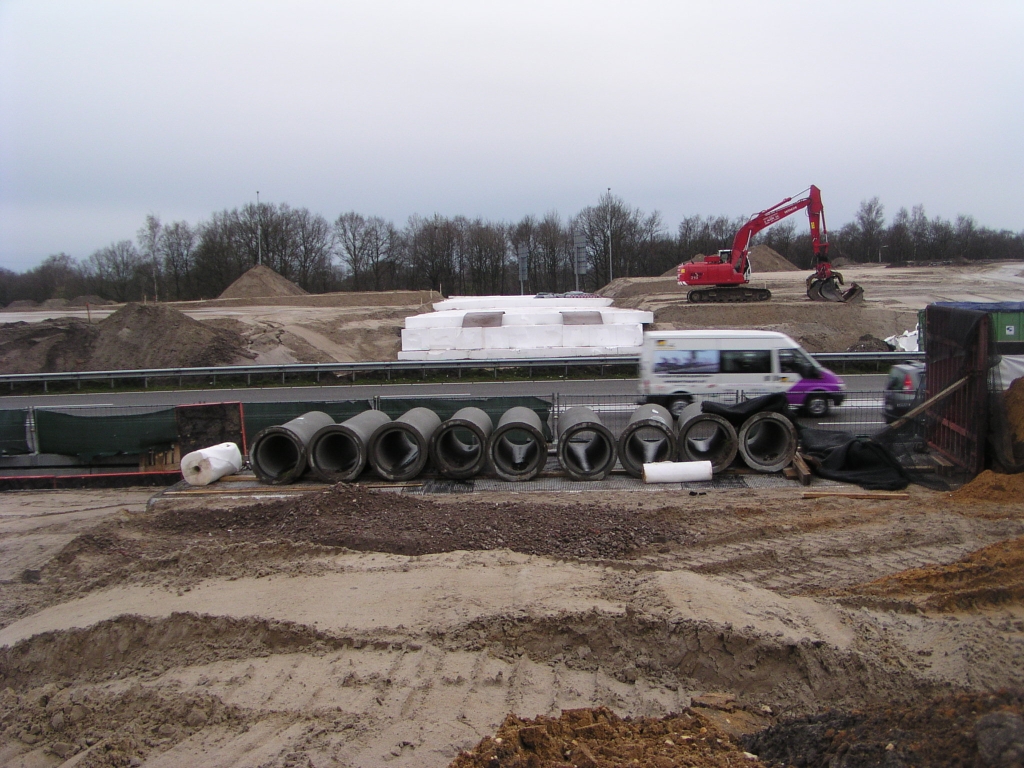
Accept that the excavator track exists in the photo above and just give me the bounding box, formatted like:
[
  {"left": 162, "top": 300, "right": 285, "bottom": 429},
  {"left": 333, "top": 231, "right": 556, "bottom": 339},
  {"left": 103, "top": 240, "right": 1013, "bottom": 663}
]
[{"left": 687, "top": 286, "right": 772, "bottom": 303}]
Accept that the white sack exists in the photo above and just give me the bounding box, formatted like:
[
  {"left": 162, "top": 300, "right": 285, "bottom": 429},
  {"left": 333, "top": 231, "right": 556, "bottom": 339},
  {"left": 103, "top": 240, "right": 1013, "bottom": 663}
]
[
  {"left": 180, "top": 442, "right": 243, "bottom": 486},
  {"left": 642, "top": 460, "right": 713, "bottom": 484}
]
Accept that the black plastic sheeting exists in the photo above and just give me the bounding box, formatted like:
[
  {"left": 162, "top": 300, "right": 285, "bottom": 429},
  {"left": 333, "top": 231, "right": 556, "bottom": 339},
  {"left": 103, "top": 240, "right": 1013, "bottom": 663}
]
[{"left": 799, "top": 428, "right": 911, "bottom": 491}]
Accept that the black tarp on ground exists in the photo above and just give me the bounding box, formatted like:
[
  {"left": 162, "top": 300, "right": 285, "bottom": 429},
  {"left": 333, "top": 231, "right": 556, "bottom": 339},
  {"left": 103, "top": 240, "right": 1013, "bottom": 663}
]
[{"left": 799, "top": 427, "right": 911, "bottom": 491}]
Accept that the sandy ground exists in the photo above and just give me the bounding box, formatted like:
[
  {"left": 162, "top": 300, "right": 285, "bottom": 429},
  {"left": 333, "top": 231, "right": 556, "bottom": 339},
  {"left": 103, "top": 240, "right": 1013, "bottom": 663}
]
[
  {"left": 2, "top": 263, "right": 1022, "bottom": 364},
  {"left": 1, "top": 481, "right": 1023, "bottom": 766}
]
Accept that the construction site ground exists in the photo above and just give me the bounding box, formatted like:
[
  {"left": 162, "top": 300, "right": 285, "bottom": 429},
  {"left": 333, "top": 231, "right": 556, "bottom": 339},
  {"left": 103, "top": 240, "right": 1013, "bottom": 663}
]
[
  {"left": 2, "top": 262, "right": 1023, "bottom": 370},
  {"left": 1, "top": 468, "right": 1024, "bottom": 767}
]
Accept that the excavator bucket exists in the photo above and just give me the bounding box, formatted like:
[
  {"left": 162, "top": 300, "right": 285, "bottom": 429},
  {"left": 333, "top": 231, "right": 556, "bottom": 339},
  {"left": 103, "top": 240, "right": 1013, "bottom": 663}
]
[{"left": 806, "top": 273, "right": 864, "bottom": 302}]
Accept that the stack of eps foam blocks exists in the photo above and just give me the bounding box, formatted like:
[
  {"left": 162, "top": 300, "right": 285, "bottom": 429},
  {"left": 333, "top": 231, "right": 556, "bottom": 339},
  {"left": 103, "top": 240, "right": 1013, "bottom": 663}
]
[{"left": 398, "top": 295, "right": 653, "bottom": 360}]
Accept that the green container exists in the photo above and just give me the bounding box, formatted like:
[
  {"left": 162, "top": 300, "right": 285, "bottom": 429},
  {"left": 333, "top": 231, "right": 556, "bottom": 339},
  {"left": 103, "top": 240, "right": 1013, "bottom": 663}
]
[{"left": 993, "top": 312, "right": 1023, "bottom": 343}]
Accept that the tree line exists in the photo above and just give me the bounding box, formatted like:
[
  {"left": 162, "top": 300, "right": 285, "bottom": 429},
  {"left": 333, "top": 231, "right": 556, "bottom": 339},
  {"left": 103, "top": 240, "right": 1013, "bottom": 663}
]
[{"left": 2, "top": 194, "right": 1022, "bottom": 305}]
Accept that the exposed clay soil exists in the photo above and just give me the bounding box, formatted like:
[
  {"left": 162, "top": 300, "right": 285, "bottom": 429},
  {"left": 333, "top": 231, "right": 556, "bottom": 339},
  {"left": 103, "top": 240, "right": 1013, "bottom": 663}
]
[
  {"left": 218, "top": 265, "right": 309, "bottom": 300},
  {"left": 0, "top": 303, "right": 250, "bottom": 374},
  {"left": 951, "top": 469, "right": 1024, "bottom": 504},
  {"left": 2, "top": 481, "right": 1024, "bottom": 766}
]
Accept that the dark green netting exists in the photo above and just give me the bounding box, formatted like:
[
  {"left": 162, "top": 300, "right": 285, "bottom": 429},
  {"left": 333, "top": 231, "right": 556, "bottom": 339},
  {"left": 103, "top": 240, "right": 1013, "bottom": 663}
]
[
  {"left": 377, "top": 396, "right": 553, "bottom": 440},
  {"left": 36, "top": 408, "right": 177, "bottom": 459},
  {"left": 0, "top": 410, "right": 30, "bottom": 455},
  {"left": 242, "top": 400, "right": 373, "bottom": 439}
]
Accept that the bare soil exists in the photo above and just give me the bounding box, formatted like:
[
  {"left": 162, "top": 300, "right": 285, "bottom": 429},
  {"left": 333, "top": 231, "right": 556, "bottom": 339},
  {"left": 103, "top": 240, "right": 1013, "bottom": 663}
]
[
  {"left": 1, "top": 481, "right": 1024, "bottom": 766},
  {"left": 218, "top": 265, "right": 309, "bottom": 300},
  {"left": 0, "top": 303, "right": 250, "bottom": 374}
]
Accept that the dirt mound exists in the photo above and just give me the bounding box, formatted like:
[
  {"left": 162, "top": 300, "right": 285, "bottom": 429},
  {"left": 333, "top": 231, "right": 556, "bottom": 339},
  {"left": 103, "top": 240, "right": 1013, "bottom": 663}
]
[
  {"left": 218, "top": 264, "right": 308, "bottom": 299},
  {"left": 952, "top": 470, "right": 1024, "bottom": 504},
  {"left": 1005, "top": 377, "right": 1024, "bottom": 444},
  {"left": 68, "top": 295, "right": 115, "bottom": 307},
  {"left": 846, "top": 333, "right": 892, "bottom": 352},
  {"left": 1, "top": 299, "right": 38, "bottom": 310},
  {"left": 747, "top": 244, "right": 800, "bottom": 272},
  {"left": 836, "top": 536, "right": 1024, "bottom": 611},
  {"left": 40, "top": 298, "right": 69, "bottom": 308},
  {"left": 151, "top": 483, "right": 670, "bottom": 559},
  {"left": 87, "top": 303, "right": 249, "bottom": 370},
  {"left": 0, "top": 303, "right": 249, "bottom": 374},
  {"left": 450, "top": 706, "right": 767, "bottom": 768},
  {"left": 746, "top": 688, "right": 1024, "bottom": 768}
]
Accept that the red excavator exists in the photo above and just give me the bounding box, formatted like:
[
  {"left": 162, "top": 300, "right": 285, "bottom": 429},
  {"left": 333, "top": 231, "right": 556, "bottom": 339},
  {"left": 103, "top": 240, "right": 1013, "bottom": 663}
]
[{"left": 677, "top": 185, "right": 863, "bottom": 303}]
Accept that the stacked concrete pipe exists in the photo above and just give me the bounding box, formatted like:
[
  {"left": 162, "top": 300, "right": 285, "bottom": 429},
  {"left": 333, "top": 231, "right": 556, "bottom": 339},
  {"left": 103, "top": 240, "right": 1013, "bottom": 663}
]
[
  {"left": 307, "top": 410, "right": 391, "bottom": 483},
  {"left": 617, "top": 403, "right": 676, "bottom": 478},
  {"left": 737, "top": 411, "right": 798, "bottom": 472},
  {"left": 487, "top": 406, "right": 548, "bottom": 481},
  {"left": 249, "top": 411, "right": 335, "bottom": 485},
  {"left": 676, "top": 403, "right": 738, "bottom": 474},
  {"left": 368, "top": 407, "right": 442, "bottom": 482},
  {"left": 429, "top": 406, "right": 493, "bottom": 480},
  {"left": 556, "top": 406, "right": 617, "bottom": 481}
]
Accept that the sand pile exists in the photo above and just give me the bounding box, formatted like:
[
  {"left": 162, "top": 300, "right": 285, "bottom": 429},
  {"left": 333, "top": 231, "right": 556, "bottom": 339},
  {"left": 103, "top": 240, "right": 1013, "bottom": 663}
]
[
  {"left": 87, "top": 303, "right": 249, "bottom": 370},
  {"left": 68, "top": 295, "right": 115, "bottom": 307},
  {"left": 451, "top": 707, "right": 765, "bottom": 768},
  {"left": 1, "top": 300, "right": 38, "bottom": 311},
  {"left": 40, "top": 298, "right": 69, "bottom": 308},
  {"left": 846, "top": 333, "right": 892, "bottom": 352},
  {"left": 746, "top": 244, "right": 800, "bottom": 272},
  {"left": 0, "top": 303, "right": 249, "bottom": 374},
  {"left": 218, "top": 265, "right": 308, "bottom": 300},
  {"left": 951, "top": 470, "right": 1024, "bottom": 504},
  {"left": 838, "top": 536, "right": 1024, "bottom": 611}
]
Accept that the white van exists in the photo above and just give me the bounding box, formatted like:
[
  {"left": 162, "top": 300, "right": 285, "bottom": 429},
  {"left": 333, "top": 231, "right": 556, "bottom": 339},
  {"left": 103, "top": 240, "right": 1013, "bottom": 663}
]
[{"left": 639, "top": 330, "right": 845, "bottom": 417}]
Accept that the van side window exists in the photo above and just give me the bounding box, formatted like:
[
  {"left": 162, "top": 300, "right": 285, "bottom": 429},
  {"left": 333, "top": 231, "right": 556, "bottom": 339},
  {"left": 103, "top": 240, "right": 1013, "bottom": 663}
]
[
  {"left": 720, "top": 350, "right": 771, "bottom": 374},
  {"left": 779, "top": 348, "right": 815, "bottom": 377}
]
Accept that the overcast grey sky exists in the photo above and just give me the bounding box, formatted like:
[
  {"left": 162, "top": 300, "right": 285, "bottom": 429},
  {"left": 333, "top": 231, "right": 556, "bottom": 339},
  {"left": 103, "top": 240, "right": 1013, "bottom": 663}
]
[{"left": 1, "top": 0, "right": 1022, "bottom": 272}]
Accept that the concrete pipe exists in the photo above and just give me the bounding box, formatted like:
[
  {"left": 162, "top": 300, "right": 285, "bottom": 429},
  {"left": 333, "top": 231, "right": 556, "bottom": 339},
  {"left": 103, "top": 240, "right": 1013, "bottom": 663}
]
[
  {"left": 676, "top": 403, "right": 738, "bottom": 474},
  {"left": 429, "top": 406, "right": 494, "bottom": 480},
  {"left": 738, "top": 411, "right": 798, "bottom": 473},
  {"left": 249, "top": 410, "right": 335, "bottom": 485},
  {"left": 487, "top": 406, "right": 548, "bottom": 482},
  {"left": 307, "top": 410, "right": 392, "bottom": 483},
  {"left": 556, "top": 406, "right": 617, "bottom": 481},
  {"left": 617, "top": 403, "right": 676, "bottom": 478},
  {"left": 368, "top": 406, "right": 442, "bottom": 482}
]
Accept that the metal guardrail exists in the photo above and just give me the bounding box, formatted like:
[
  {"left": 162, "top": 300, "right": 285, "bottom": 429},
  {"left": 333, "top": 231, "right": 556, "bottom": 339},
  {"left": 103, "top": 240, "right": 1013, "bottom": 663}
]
[{"left": 0, "top": 351, "right": 924, "bottom": 391}]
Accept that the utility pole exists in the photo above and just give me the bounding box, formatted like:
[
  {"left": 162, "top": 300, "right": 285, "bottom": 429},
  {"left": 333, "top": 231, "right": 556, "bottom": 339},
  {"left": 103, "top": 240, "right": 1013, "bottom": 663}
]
[
  {"left": 606, "top": 188, "right": 613, "bottom": 283},
  {"left": 256, "top": 190, "right": 263, "bottom": 266}
]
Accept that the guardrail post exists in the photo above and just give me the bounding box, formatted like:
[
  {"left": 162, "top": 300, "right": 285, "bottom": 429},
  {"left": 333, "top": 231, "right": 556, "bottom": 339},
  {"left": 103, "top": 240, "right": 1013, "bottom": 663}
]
[{"left": 27, "top": 406, "right": 38, "bottom": 454}]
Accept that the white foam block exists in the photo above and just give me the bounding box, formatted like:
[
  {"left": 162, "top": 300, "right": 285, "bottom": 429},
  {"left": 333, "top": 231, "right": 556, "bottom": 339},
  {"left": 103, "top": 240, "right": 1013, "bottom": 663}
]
[{"left": 180, "top": 442, "right": 243, "bottom": 486}]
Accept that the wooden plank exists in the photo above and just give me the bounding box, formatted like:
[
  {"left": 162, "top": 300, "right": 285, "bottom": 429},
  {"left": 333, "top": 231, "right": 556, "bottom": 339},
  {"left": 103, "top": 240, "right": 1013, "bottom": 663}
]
[
  {"left": 791, "top": 453, "right": 813, "bottom": 486},
  {"left": 802, "top": 491, "right": 909, "bottom": 500},
  {"left": 877, "top": 375, "right": 968, "bottom": 436}
]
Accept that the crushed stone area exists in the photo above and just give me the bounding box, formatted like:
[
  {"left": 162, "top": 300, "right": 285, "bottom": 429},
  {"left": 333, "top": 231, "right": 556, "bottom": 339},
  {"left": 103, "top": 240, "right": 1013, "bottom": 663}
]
[{"left": 1, "top": 483, "right": 1024, "bottom": 766}]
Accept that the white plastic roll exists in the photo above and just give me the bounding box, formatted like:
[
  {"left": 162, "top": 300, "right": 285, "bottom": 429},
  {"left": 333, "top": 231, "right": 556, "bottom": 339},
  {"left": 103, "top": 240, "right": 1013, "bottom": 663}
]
[
  {"left": 642, "top": 460, "right": 713, "bottom": 484},
  {"left": 180, "top": 442, "right": 243, "bottom": 486}
]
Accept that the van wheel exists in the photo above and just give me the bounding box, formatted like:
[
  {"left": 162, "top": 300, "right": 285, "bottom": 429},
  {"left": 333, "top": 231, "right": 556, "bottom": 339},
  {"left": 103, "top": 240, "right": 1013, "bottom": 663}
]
[
  {"left": 804, "top": 394, "right": 830, "bottom": 417},
  {"left": 668, "top": 397, "right": 693, "bottom": 418}
]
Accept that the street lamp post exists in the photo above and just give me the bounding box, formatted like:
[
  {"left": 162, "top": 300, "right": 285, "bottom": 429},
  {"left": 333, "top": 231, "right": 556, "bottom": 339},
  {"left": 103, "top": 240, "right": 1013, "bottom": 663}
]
[
  {"left": 879, "top": 244, "right": 888, "bottom": 263},
  {"left": 606, "top": 188, "right": 612, "bottom": 283}
]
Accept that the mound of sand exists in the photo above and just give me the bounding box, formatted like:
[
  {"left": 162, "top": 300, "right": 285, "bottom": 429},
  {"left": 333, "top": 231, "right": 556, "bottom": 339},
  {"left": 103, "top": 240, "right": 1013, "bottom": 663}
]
[
  {"left": 846, "top": 334, "right": 892, "bottom": 353},
  {"left": 951, "top": 469, "right": 1024, "bottom": 504},
  {"left": 40, "top": 298, "right": 69, "bottom": 308},
  {"left": 219, "top": 265, "right": 308, "bottom": 300},
  {"left": 68, "top": 295, "right": 115, "bottom": 307},
  {"left": 747, "top": 244, "right": 800, "bottom": 272},
  {"left": 839, "top": 535, "right": 1024, "bottom": 611},
  {"left": 1, "top": 300, "right": 38, "bottom": 311},
  {"left": 0, "top": 303, "right": 249, "bottom": 374},
  {"left": 87, "top": 303, "right": 249, "bottom": 370}
]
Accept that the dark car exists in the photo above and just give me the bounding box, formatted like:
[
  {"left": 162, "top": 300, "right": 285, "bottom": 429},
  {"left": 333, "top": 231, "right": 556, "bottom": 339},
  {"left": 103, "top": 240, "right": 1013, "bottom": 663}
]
[{"left": 883, "top": 362, "right": 926, "bottom": 424}]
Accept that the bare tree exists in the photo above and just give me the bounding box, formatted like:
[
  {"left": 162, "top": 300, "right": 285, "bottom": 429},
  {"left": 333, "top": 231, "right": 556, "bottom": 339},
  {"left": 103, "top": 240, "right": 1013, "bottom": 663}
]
[
  {"left": 136, "top": 214, "right": 162, "bottom": 300},
  {"left": 161, "top": 221, "right": 197, "bottom": 299},
  {"left": 89, "top": 240, "right": 144, "bottom": 302}
]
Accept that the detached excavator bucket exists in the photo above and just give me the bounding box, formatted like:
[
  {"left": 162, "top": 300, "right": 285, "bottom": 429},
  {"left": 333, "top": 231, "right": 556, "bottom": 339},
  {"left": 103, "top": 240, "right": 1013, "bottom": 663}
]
[{"left": 807, "top": 276, "right": 864, "bottom": 302}]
